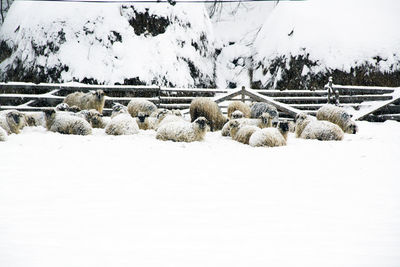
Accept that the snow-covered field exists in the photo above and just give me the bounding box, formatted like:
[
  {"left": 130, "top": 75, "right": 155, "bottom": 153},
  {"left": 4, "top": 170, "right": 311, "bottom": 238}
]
[{"left": 1, "top": 121, "right": 399, "bottom": 267}]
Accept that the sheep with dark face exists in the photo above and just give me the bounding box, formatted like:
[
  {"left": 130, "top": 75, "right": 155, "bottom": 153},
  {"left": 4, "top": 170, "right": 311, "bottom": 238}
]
[
  {"left": 250, "top": 102, "right": 279, "bottom": 124},
  {"left": 78, "top": 109, "right": 105, "bottom": 129},
  {"left": 156, "top": 117, "right": 208, "bottom": 142},
  {"left": 295, "top": 113, "right": 344, "bottom": 141},
  {"left": 190, "top": 98, "right": 228, "bottom": 132},
  {"left": 231, "top": 110, "right": 244, "bottom": 119},
  {"left": 227, "top": 101, "right": 251, "bottom": 118},
  {"left": 136, "top": 112, "right": 155, "bottom": 130},
  {"left": 249, "top": 121, "right": 290, "bottom": 147},
  {"left": 221, "top": 112, "right": 272, "bottom": 137},
  {"left": 316, "top": 104, "right": 358, "bottom": 134},
  {"left": 127, "top": 98, "right": 157, "bottom": 118},
  {"left": 0, "top": 110, "right": 26, "bottom": 135},
  {"left": 44, "top": 109, "right": 92, "bottom": 136},
  {"left": 63, "top": 90, "right": 105, "bottom": 113}
]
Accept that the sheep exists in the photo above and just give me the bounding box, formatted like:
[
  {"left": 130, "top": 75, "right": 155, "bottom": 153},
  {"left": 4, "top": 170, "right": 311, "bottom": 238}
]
[
  {"left": 23, "top": 112, "right": 45, "bottom": 127},
  {"left": 249, "top": 121, "right": 289, "bottom": 147},
  {"left": 55, "top": 103, "right": 70, "bottom": 112},
  {"left": 105, "top": 113, "right": 139, "bottom": 135},
  {"left": 63, "top": 90, "right": 105, "bottom": 113},
  {"left": 127, "top": 98, "right": 157, "bottom": 118},
  {"left": 0, "top": 110, "right": 25, "bottom": 134},
  {"left": 156, "top": 113, "right": 186, "bottom": 130},
  {"left": 249, "top": 121, "right": 290, "bottom": 147},
  {"left": 171, "top": 109, "right": 182, "bottom": 117},
  {"left": 316, "top": 104, "right": 358, "bottom": 134},
  {"left": 136, "top": 112, "right": 154, "bottom": 130},
  {"left": 55, "top": 103, "right": 81, "bottom": 113},
  {"left": 43, "top": 109, "right": 92, "bottom": 136},
  {"left": 78, "top": 109, "right": 105, "bottom": 129},
  {"left": 221, "top": 112, "right": 272, "bottom": 137},
  {"left": 156, "top": 117, "right": 208, "bottom": 142},
  {"left": 231, "top": 110, "right": 244, "bottom": 119},
  {"left": 227, "top": 101, "right": 251, "bottom": 118},
  {"left": 250, "top": 102, "right": 279, "bottom": 124},
  {"left": 229, "top": 120, "right": 259, "bottom": 145},
  {"left": 0, "top": 127, "right": 7, "bottom": 141},
  {"left": 190, "top": 97, "right": 228, "bottom": 132},
  {"left": 111, "top": 103, "right": 128, "bottom": 118},
  {"left": 295, "top": 113, "right": 344, "bottom": 141}
]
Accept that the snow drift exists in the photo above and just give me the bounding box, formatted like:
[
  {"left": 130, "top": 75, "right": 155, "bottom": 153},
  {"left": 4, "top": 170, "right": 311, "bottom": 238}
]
[
  {"left": 252, "top": 0, "right": 400, "bottom": 90},
  {"left": 0, "top": 1, "right": 216, "bottom": 87}
]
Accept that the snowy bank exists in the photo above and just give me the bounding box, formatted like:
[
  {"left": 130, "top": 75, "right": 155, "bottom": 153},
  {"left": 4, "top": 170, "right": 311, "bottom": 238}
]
[
  {"left": 0, "top": 121, "right": 400, "bottom": 267},
  {"left": 252, "top": 0, "right": 400, "bottom": 89},
  {"left": 0, "top": 1, "right": 215, "bottom": 87}
]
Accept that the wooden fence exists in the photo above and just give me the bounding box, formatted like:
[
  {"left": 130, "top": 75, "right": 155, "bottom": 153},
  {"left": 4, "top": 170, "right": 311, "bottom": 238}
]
[{"left": 0, "top": 80, "right": 399, "bottom": 121}]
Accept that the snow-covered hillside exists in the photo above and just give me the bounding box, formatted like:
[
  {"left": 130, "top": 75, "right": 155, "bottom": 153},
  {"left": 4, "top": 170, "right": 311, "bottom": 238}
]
[
  {"left": 1, "top": 0, "right": 399, "bottom": 89},
  {"left": 0, "top": 1, "right": 215, "bottom": 87},
  {"left": 252, "top": 0, "right": 400, "bottom": 89},
  {"left": 208, "top": 1, "right": 276, "bottom": 89}
]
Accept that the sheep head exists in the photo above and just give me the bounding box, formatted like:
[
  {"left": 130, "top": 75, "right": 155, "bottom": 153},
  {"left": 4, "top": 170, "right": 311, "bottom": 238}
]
[
  {"left": 194, "top": 117, "right": 208, "bottom": 130},
  {"left": 137, "top": 112, "right": 148, "bottom": 123},
  {"left": 232, "top": 110, "right": 244, "bottom": 119}
]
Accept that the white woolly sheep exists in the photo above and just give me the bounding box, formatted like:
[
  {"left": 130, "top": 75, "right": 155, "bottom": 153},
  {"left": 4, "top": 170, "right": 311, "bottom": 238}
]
[
  {"left": 316, "top": 104, "right": 358, "bottom": 134},
  {"left": 227, "top": 101, "right": 251, "bottom": 118},
  {"left": 0, "top": 127, "right": 7, "bottom": 141},
  {"left": 78, "top": 109, "right": 105, "bottom": 129},
  {"left": 249, "top": 121, "right": 289, "bottom": 147},
  {"left": 23, "top": 112, "right": 45, "bottom": 127},
  {"left": 221, "top": 112, "right": 272, "bottom": 137},
  {"left": 127, "top": 98, "right": 157, "bottom": 118},
  {"left": 105, "top": 113, "right": 139, "bottom": 135},
  {"left": 0, "top": 110, "right": 26, "bottom": 134},
  {"left": 295, "top": 113, "right": 344, "bottom": 141},
  {"left": 56, "top": 103, "right": 81, "bottom": 113},
  {"left": 190, "top": 98, "right": 228, "bottom": 132},
  {"left": 250, "top": 102, "right": 279, "bottom": 124},
  {"left": 231, "top": 110, "right": 244, "bottom": 119},
  {"left": 111, "top": 102, "right": 128, "bottom": 118},
  {"left": 55, "top": 103, "right": 70, "bottom": 112},
  {"left": 171, "top": 109, "right": 182, "bottom": 117},
  {"left": 156, "top": 114, "right": 186, "bottom": 130},
  {"left": 136, "top": 111, "right": 158, "bottom": 130},
  {"left": 64, "top": 90, "right": 105, "bottom": 113},
  {"left": 156, "top": 117, "right": 208, "bottom": 142},
  {"left": 44, "top": 109, "right": 92, "bottom": 136},
  {"left": 229, "top": 121, "right": 259, "bottom": 145}
]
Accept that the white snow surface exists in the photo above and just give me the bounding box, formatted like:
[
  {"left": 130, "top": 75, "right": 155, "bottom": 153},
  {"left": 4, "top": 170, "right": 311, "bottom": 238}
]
[
  {"left": 1, "top": 121, "right": 400, "bottom": 267},
  {"left": 254, "top": 0, "right": 400, "bottom": 76},
  {"left": 0, "top": 1, "right": 215, "bottom": 87}
]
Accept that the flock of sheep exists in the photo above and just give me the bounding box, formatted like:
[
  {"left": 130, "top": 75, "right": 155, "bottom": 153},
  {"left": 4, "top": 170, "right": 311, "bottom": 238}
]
[{"left": 0, "top": 89, "right": 359, "bottom": 147}]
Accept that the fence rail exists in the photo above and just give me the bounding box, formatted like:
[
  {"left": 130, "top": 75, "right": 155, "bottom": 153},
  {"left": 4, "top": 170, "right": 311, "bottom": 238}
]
[{"left": 0, "top": 80, "right": 399, "bottom": 121}]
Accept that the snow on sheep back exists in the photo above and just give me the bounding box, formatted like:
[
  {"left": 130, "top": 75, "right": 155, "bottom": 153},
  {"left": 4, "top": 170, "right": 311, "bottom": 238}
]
[{"left": 156, "top": 117, "right": 208, "bottom": 142}]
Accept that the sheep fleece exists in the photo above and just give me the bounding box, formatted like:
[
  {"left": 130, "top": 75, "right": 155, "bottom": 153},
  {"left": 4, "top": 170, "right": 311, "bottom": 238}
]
[{"left": 190, "top": 98, "right": 226, "bottom": 131}]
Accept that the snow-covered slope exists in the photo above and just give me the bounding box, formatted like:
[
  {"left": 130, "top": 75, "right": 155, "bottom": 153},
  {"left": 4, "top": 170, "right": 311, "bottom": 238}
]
[
  {"left": 209, "top": 2, "right": 276, "bottom": 89},
  {"left": 252, "top": 0, "right": 400, "bottom": 89},
  {"left": 0, "top": 1, "right": 215, "bottom": 87}
]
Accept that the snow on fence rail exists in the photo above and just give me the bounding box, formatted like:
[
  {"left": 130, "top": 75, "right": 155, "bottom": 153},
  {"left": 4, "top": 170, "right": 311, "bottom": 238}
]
[{"left": 0, "top": 80, "right": 399, "bottom": 121}]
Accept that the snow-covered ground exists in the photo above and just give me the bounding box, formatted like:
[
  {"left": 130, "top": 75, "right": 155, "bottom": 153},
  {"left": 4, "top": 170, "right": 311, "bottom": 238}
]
[{"left": 1, "top": 121, "right": 400, "bottom": 267}]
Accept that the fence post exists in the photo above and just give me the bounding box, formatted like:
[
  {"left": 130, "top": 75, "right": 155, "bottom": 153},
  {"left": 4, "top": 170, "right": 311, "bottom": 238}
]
[
  {"left": 241, "top": 86, "right": 245, "bottom": 103},
  {"left": 157, "top": 86, "right": 161, "bottom": 108},
  {"left": 325, "top": 76, "right": 339, "bottom": 105}
]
